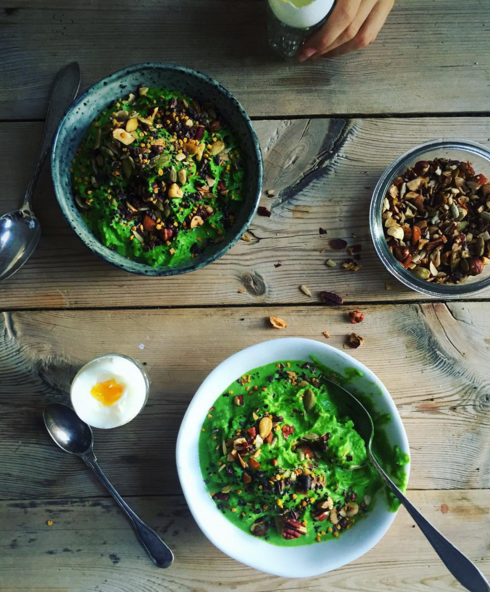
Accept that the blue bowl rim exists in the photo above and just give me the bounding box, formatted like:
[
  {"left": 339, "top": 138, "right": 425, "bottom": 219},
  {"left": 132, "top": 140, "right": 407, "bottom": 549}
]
[{"left": 51, "top": 62, "right": 263, "bottom": 277}]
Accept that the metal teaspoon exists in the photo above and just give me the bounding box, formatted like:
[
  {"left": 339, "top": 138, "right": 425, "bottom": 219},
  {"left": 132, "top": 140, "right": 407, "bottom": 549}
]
[{"left": 43, "top": 403, "right": 174, "bottom": 569}]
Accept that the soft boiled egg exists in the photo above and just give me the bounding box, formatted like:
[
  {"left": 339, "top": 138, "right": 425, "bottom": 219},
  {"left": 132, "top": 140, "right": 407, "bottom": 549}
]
[{"left": 71, "top": 354, "right": 149, "bottom": 429}]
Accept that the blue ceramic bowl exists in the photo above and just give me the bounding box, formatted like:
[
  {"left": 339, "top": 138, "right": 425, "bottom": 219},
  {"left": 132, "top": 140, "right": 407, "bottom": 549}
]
[{"left": 51, "top": 63, "right": 263, "bottom": 276}]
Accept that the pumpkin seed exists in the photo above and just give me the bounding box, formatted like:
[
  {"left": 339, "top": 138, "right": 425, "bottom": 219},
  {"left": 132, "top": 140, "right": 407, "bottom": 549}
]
[
  {"left": 101, "top": 146, "right": 114, "bottom": 159},
  {"left": 90, "top": 176, "right": 99, "bottom": 188},
  {"left": 91, "top": 158, "right": 98, "bottom": 175},
  {"left": 476, "top": 235, "right": 485, "bottom": 256},
  {"left": 108, "top": 140, "right": 121, "bottom": 155},
  {"left": 94, "top": 127, "right": 101, "bottom": 150},
  {"left": 450, "top": 204, "right": 460, "bottom": 219},
  {"left": 302, "top": 433, "right": 320, "bottom": 441},
  {"left": 122, "top": 156, "right": 135, "bottom": 179},
  {"left": 151, "top": 153, "right": 171, "bottom": 169},
  {"left": 164, "top": 201, "right": 171, "bottom": 218},
  {"left": 169, "top": 167, "right": 177, "bottom": 183},
  {"left": 460, "top": 258, "right": 470, "bottom": 273},
  {"left": 411, "top": 266, "right": 431, "bottom": 280},
  {"left": 75, "top": 195, "right": 90, "bottom": 210},
  {"left": 303, "top": 389, "right": 316, "bottom": 412}
]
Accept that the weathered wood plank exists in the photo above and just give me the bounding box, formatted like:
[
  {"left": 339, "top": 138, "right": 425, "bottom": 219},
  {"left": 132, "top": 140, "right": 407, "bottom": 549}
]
[
  {"left": 1, "top": 491, "right": 489, "bottom": 591},
  {"left": 2, "top": 117, "right": 490, "bottom": 308},
  {"left": 1, "top": 303, "right": 489, "bottom": 500},
  {"left": 0, "top": 0, "right": 489, "bottom": 119}
]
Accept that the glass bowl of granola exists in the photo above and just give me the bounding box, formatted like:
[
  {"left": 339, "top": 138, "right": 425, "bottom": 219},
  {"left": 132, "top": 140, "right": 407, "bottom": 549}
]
[
  {"left": 51, "top": 63, "right": 262, "bottom": 276},
  {"left": 176, "top": 337, "right": 410, "bottom": 577},
  {"left": 370, "top": 139, "right": 490, "bottom": 298}
]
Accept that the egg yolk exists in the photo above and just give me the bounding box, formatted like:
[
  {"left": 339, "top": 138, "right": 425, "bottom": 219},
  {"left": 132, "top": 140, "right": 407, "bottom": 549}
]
[{"left": 91, "top": 378, "right": 124, "bottom": 406}]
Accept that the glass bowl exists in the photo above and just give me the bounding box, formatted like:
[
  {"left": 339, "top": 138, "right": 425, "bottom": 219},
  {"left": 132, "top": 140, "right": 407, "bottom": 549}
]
[{"left": 370, "top": 139, "right": 490, "bottom": 299}]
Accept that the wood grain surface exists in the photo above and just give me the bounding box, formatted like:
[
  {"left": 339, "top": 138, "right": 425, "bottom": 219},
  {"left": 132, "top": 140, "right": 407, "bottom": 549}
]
[
  {"left": 2, "top": 117, "right": 490, "bottom": 309},
  {"left": 1, "top": 303, "right": 489, "bottom": 500},
  {"left": 1, "top": 491, "right": 489, "bottom": 591},
  {"left": 1, "top": 0, "right": 489, "bottom": 119}
]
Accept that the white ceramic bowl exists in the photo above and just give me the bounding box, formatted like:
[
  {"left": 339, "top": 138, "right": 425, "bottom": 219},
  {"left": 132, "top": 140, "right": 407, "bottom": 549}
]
[{"left": 176, "top": 338, "right": 410, "bottom": 578}]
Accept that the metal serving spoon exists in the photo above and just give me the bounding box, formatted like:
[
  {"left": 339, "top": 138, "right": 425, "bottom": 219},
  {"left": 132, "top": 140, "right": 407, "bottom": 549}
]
[
  {"left": 322, "top": 377, "right": 489, "bottom": 592},
  {"left": 43, "top": 403, "right": 174, "bottom": 569},
  {"left": 0, "top": 62, "right": 80, "bottom": 281}
]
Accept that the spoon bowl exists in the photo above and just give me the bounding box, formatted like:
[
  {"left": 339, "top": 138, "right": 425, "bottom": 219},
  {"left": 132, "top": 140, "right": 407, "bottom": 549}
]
[
  {"left": 44, "top": 403, "right": 93, "bottom": 456},
  {"left": 0, "top": 209, "right": 41, "bottom": 281}
]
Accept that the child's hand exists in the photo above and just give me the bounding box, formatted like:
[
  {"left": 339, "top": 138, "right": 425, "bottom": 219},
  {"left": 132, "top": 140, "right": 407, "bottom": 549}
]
[{"left": 297, "top": 0, "right": 394, "bottom": 62}]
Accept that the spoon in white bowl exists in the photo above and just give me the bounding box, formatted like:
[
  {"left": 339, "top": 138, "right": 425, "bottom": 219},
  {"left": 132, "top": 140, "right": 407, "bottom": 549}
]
[
  {"left": 0, "top": 62, "right": 80, "bottom": 281},
  {"left": 44, "top": 403, "right": 174, "bottom": 569},
  {"left": 323, "top": 377, "right": 489, "bottom": 592}
]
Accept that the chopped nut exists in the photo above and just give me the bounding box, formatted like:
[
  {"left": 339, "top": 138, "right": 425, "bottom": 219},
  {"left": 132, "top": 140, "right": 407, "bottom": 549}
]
[
  {"left": 329, "top": 238, "right": 348, "bottom": 250},
  {"left": 168, "top": 183, "right": 183, "bottom": 199},
  {"left": 322, "top": 331, "right": 331, "bottom": 339},
  {"left": 325, "top": 259, "right": 337, "bottom": 268},
  {"left": 266, "top": 189, "right": 276, "bottom": 197},
  {"left": 346, "top": 333, "right": 364, "bottom": 348},
  {"left": 259, "top": 416, "right": 273, "bottom": 440},
  {"left": 342, "top": 259, "right": 362, "bottom": 272},
  {"left": 270, "top": 316, "right": 287, "bottom": 329},
  {"left": 190, "top": 215, "right": 204, "bottom": 229},
  {"left": 241, "top": 232, "right": 253, "bottom": 242},
  {"left": 348, "top": 311, "right": 364, "bottom": 324}
]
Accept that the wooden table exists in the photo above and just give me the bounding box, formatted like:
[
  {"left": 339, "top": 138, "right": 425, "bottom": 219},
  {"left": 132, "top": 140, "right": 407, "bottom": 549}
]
[{"left": 1, "top": 1, "right": 489, "bottom": 590}]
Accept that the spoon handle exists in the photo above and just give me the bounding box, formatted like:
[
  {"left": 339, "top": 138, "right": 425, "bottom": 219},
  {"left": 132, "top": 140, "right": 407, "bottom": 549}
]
[
  {"left": 24, "top": 62, "right": 81, "bottom": 209},
  {"left": 83, "top": 453, "right": 174, "bottom": 569},
  {"left": 370, "top": 454, "right": 489, "bottom": 592}
]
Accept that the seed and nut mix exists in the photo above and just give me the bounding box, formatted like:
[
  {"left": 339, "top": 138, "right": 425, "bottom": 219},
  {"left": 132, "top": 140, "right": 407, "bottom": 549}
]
[{"left": 382, "top": 158, "right": 490, "bottom": 284}]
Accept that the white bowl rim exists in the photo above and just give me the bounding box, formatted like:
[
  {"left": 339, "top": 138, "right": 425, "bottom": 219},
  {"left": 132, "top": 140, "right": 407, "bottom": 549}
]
[{"left": 176, "top": 337, "right": 410, "bottom": 578}]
